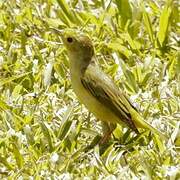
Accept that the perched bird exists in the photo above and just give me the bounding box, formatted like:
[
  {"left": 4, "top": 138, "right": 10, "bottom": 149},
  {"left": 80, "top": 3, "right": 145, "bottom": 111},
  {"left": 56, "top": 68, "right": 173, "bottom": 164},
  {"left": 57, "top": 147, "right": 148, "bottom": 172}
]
[{"left": 57, "top": 29, "right": 166, "bottom": 142}]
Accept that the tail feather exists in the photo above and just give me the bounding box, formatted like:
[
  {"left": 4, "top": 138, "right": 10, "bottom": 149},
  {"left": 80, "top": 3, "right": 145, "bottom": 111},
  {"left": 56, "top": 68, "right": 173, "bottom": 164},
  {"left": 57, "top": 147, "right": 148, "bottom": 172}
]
[{"left": 131, "top": 109, "right": 167, "bottom": 140}]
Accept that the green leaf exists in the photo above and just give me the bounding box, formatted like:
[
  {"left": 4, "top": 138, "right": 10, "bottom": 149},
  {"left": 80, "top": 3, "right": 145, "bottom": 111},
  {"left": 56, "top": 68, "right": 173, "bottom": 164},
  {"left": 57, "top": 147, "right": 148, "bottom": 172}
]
[
  {"left": 168, "top": 55, "right": 176, "bottom": 79},
  {"left": 108, "top": 40, "right": 132, "bottom": 58},
  {"left": 124, "top": 69, "right": 138, "bottom": 93},
  {"left": 56, "top": 0, "right": 73, "bottom": 21},
  {"left": 56, "top": 0, "right": 81, "bottom": 26},
  {"left": 115, "top": 0, "right": 132, "bottom": 28},
  {"left": 157, "top": 3, "right": 172, "bottom": 47},
  {"left": 0, "top": 100, "right": 11, "bottom": 111},
  {"left": 141, "top": 72, "right": 152, "bottom": 86},
  {"left": 123, "top": 33, "right": 141, "bottom": 51},
  {"left": 58, "top": 105, "right": 74, "bottom": 140},
  {"left": 45, "top": 17, "right": 66, "bottom": 28},
  {"left": 0, "top": 72, "right": 32, "bottom": 86},
  {"left": 0, "top": 155, "right": 14, "bottom": 170},
  {"left": 39, "top": 120, "right": 54, "bottom": 152},
  {"left": 143, "top": 9, "right": 154, "bottom": 45},
  {"left": 12, "top": 143, "right": 24, "bottom": 169}
]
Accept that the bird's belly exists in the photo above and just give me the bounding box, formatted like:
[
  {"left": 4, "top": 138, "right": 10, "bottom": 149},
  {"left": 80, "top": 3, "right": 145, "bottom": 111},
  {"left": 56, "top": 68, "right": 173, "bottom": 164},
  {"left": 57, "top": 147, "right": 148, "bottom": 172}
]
[{"left": 72, "top": 80, "right": 119, "bottom": 124}]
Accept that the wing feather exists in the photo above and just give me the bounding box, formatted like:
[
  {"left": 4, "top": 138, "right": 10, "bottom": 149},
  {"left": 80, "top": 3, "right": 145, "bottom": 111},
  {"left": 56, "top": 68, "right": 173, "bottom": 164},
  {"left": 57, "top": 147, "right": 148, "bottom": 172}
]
[{"left": 81, "top": 65, "right": 139, "bottom": 133}]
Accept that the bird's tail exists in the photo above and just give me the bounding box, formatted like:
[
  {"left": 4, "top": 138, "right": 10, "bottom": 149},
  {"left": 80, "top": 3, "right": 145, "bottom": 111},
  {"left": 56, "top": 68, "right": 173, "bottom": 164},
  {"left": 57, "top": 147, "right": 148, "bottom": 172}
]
[{"left": 131, "top": 109, "right": 167, "bottom": 140}]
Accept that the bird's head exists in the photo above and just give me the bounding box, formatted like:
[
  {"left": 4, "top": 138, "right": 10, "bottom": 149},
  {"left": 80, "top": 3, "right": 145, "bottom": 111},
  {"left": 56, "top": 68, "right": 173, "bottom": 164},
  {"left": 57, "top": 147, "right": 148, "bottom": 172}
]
[
  {"left": 62, "top": 30, "right": 94, "bottom": 61},
  {"left": 52, "top": 28, "right": 94, "bottom": 67}
]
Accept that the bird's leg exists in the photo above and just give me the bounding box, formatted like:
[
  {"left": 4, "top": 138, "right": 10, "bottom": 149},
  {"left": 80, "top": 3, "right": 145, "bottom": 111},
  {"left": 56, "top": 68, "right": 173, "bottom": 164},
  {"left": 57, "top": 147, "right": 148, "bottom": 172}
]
[
  {"left": 113, "top": 130, "right": 149, "bottom": 151},
  {"left": 99, "top": 122, "right": 116, "bottom": 145},
  {"left": 83, "top": 122, "right": 116, "bottom": 154}
]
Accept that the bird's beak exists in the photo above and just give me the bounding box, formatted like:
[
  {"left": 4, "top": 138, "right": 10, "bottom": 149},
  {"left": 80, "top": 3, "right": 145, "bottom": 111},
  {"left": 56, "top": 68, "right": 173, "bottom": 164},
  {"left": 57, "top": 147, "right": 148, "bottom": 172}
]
[
  {"left": 50, "top": 27, "right": 65, "bottom": 44},
  {"left": 50, "top": 27, "right": 63, "bottom": 35}
]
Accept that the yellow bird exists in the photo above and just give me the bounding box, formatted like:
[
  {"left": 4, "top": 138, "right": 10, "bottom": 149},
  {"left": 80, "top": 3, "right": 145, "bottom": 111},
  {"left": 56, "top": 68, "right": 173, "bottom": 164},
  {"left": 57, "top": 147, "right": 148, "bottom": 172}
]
[{"left": 57, "top": 29, "right": 166, "bottom": 142}]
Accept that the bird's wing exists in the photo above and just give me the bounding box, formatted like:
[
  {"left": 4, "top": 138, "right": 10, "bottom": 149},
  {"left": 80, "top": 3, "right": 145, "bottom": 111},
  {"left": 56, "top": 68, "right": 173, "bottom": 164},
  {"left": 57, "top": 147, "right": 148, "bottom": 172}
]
[{"left": 81, "top": 64, "right": 139, "bottom": 133}]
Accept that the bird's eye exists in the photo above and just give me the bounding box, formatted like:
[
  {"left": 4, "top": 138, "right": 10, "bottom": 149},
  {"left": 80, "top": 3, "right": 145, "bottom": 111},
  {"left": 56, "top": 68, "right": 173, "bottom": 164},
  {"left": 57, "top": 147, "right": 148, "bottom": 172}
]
[{"left": 67, "top": 37, "right": 73, "bottom": 43}]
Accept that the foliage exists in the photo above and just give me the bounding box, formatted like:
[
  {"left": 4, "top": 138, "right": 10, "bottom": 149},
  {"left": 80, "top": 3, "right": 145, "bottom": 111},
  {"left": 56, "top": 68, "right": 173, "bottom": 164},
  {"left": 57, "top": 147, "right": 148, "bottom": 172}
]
[{"left": 0, "top": 0, "right": 179, "bottom": 179}]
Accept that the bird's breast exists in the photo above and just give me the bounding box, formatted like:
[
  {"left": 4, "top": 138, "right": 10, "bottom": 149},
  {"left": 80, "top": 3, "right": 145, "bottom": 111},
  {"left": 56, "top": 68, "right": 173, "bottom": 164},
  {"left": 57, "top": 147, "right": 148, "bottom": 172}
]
[{"left": 70, "top": 69, "right": 119, "bottom": 124}]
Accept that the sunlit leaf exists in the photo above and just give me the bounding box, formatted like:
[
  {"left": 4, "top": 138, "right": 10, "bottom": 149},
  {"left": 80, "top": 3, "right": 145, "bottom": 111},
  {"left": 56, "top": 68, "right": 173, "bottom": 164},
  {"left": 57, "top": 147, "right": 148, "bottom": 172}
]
[
  {"left": 12, "top": 143, "right": 24, "bottom": 169},
  {"left": 157, "top": 2, "right": 172, "bottom": 48},
  {"left": 115, "top": 0, "right": 132, "bottom": 28}
]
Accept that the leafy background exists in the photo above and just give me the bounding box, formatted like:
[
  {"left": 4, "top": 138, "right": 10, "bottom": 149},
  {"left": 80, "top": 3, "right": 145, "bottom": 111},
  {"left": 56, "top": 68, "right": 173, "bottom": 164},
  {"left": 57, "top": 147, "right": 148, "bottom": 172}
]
[{"left": 0, "top": 0, "right": 179, "bottom": 179}]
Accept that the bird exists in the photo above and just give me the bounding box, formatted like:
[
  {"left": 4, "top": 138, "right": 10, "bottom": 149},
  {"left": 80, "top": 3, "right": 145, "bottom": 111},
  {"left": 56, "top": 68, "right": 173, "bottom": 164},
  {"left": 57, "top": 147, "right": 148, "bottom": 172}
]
[{"left": 55, "top": 29, "right": 166, "bottom": 143}]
